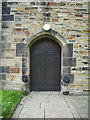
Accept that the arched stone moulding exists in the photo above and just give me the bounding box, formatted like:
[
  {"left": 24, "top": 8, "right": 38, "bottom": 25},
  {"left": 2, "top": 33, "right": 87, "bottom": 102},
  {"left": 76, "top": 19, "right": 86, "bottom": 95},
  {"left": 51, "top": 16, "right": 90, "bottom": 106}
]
[
  {"left": 26, "top": 29, "right": 67, "bottom": 47},
  {"left": 24, "top": 29, "right": 71, "bottom": 92}
]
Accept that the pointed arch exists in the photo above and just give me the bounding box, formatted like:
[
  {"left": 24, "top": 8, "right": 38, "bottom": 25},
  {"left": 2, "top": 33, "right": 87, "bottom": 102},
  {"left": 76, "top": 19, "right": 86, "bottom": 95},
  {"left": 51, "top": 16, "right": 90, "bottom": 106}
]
[{"left": 26, "top": 29, "right": 67, "bottom": 47}]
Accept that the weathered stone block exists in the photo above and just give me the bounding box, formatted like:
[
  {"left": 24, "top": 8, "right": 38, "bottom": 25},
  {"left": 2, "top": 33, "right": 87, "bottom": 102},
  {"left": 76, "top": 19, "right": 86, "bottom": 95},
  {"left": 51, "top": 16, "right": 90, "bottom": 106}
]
[
  {"left": 25, "top": 7, "right": 32, "bottom": 10},
  {"left": 5, "top": 49, "right": 15, "bottom": 51},
  {"left": 7, "top": 75, "right": 15, "bottom": 80},
  {"left": 63, "top": 19, "right": 70, "bottom": 21},
  {"left": 13, "top": 28, "right": 22, "bottom": 33},
  {"left": 2, "top": 22, "right": 9, "bottom": 28},
  {"left": 63, "top": 67, "right": 71, "bottom": 73},
  {"left": 22, "top": 67, "right": 27, "bottom": 75},
  {"left": 14, "top": 38, "right": 21, "bottom": 42},
  {"left": 76, "top": 3, "right": 83, "bottom": 6},
  {"left": 63, "top": 58, "right": 76, "bottom": 66},
  {"left": 0, "top": 74, "right": 6, "bottom": 80},
  {"left": 2, "top": 2, "right": 7, "bottom": 6},
  {"left": 44, "top": 18, "right": 50, "bottom": 22},
  {"left": 30, "top": 2, "right": 35, "bottom": 5},
  {"left": 2, "top": 7, "right": 10, "bottom": 14},
  {"left": 43, "top": 7, "right": 52, "bottom": 12},
  {"left": 62, "top": 74, "right": 74, "bottom": 84},
  {"left": 75, "top": 14, "right": 83, "bottom": 17},
  {"left": 16, "top": 7, "right": 24, "bottom": 11},
  {"left": 37, "top": 2, "right": 46, "bottom": 6},
  {"left": 8, "top": 2, "right": 18, "bottom": 5},
  {"left": 82, "top": 62, "right": 88, "bottom": 65},
  {"left": 11, "top": 68, "right": 20, "bottom": 73},
  {"left": 2, "top": 15, "right": 14, "bottom": 21},
  {"left": 0, "top": 67, "right": 2, "bottom": 73},
  {"left": 16, "top": 43, "right": 26, "bottom": 56},
  {"left": 72, "top": 67, "right": 81, "bottom": 71},
  {"left": 83, "top": 30, "right": 90, "bottom": 33},
  {"left": 82, "top": 67, "right": 90, "bottom": 71},
  {"left": 22, "top": 63, "right": 26, "bottom": 67},
  {"left": 43, "top": 13, "right": 51, "bottom": 17},
  {"left": 5, "top": 57, "right": 14, "bottom": 59},
  {"left": 1, "top": 66, "right": 10, "bottom": 73},
  {"left": 79, "top": 9, "right": 87, "bottom": 11},
  {"left": 74, "top": 45, "right": 79, "bottom": 48},
  {"left": 67, "top": 35, "right": 75, "bottom": 39},
  {"left": 48, "top": 2, "right": 57, "bottom": 6},
  {"left": 63, "top": 44, "right": 73, "bottom": 57},
  {"left": 76, "top": 35, "right": 81, "bottom": 37},
  {"left": 16, "top": 24, "right": 22, "bottom": 27},
  {"left": 5, "top": 51, "right": 14, "bottom": 58},
  {"left": 71, "top": 29, "right": 82, "bottom": 32},
  {"left": 0, "top": 53, "right": 4, "bottom": 58},
  {"left": 22, "top": 58, "right": 27, "bottom": 63},
  {"left": 58, "top": 2, "right": 66, "bottom": 6},
  {"left": 0, "top": 36, "right": 7, "bottom": 42},
  {"left": 80, "top": 51, "right": 88, "bottom": 54},
  {"left": 23, "top": 30, "right": 30, "bottom": 36},
  {"left": 52, "top": 18, "right": 58, "bottom": 22},
  {"left": 65, "top": 29, "right": 71, "bottom": 32}
]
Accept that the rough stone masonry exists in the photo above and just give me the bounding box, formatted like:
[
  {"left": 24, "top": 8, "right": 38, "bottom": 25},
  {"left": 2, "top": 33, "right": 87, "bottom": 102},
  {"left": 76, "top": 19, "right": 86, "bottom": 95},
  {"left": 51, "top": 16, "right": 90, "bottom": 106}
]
[{"left": 0, "top": 0, "right": 89, "bottom": 95}]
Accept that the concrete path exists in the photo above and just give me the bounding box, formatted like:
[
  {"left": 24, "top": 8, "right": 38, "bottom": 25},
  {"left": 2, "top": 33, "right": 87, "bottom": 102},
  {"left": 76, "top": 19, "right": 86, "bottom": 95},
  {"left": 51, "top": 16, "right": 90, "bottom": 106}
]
[{"left": 12, "top": 92, "right": 88, "bottom": 119}]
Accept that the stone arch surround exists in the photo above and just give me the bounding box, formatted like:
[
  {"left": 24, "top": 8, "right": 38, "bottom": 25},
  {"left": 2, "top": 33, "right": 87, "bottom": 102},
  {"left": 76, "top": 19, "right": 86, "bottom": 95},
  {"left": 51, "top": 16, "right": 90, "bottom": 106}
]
[
  {"left": 26, "top": 29, "right": 67, "bottom": 47},
  {"left": 25, "top": 29, "right": 75, "bottom": 93}
]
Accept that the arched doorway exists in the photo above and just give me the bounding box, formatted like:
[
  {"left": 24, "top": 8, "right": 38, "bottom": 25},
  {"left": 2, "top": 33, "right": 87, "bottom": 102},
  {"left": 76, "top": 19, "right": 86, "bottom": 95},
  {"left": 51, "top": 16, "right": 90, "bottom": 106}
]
[{"left": 30, "top": 37, "right": 61, "bottom": 91}]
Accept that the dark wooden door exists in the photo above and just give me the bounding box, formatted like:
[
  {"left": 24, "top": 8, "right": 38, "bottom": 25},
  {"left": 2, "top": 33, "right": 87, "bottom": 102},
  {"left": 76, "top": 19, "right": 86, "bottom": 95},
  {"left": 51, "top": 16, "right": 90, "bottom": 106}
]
[{"left": 30, "top": 38, "right": 61, "bottom": 91}]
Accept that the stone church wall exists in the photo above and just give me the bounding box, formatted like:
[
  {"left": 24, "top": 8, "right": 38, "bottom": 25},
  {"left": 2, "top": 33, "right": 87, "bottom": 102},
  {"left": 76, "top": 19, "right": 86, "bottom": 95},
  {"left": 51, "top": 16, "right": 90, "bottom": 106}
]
[{"left": 0, "top": 0, "right": 89, "bottom": 95}]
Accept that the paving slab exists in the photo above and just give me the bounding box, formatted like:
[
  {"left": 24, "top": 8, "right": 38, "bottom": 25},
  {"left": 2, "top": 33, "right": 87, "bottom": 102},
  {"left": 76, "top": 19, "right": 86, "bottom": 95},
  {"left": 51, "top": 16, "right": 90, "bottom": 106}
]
[
  {"left": 64, "top": 97, "right": 79, "bottom": 114},
  {"left": 50, "top": 92, "right": 62, "bottom": 96},
  {"left": 83, "top": 96, "right": 89, "bottom": 102},
  {"left": 74, "top": 118, "right": 82, "bottom": 120},
  {"left": 12, "top": 92, "right": 88, "bottom": 119},
  {"left": 29, "top": 91, "right": 51, "bottom": 97},
  {"left": 45, "top": 107, "right": 73, "bottom": 118},
  {"left": 24, "top": 102, "right": 41, "bottom": 108},
  {"left": 26, "top": 96, "right": 49, "bottom": 103},
  {"left": 73, "top": 113, "right": 81, "bottom": 118},
  {"left": 76, "top": 107, "right": 88, "bottom": 114},
  {"left": 80, "top": 113, "right": 88, "bottom": 118},
  {"left": 41, "top": 102, "right": 68, "bottom": 108},
  {"left": 48, "top": 97, "right": 67, "bottom": 104},
  {"left": 12, "top": 105, "right": 23, "bottom": 118},
  {"left": 19, "top": 108, "right": 44, "bottom": 118},
  {"left": 12, "top": 96, "right": 28, "bottom": 118},
  {"left": 72, "top": 102, "right": 88, "bottom": 109}
]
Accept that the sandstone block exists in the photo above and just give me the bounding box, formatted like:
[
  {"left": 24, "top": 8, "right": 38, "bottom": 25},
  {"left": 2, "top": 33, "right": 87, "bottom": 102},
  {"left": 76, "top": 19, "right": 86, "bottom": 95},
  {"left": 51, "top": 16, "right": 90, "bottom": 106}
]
[
  {"left": 11, "top": 68, "right": 20, "bottom": 73},
  {"left": 52, "top": 19, "right": 58, "bottom": 22},
  {"left": 7, "top": 75, "right": 15, "bottom": 80}
]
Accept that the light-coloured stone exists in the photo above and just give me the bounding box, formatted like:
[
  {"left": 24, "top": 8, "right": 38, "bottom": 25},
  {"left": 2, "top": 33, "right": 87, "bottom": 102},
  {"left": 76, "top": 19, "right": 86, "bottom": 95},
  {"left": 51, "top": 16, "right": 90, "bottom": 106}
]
[
  {"left": 19, "top": 108, "right": 44, "bottom": 118},
  {"left": 45, "top": 107, "right": 73, "bottom": 118},
  {"left": 1, "top": 59, "right": 15, "bottom": 66},
  {"left": 7, "top": 75, "right": 15, "bottom": 81},
  {"left": 26, "top": 96, "right": 49, "bottom": 103},
  {"left": 12, "top": 92, "right": 88, "bottom": 118}
]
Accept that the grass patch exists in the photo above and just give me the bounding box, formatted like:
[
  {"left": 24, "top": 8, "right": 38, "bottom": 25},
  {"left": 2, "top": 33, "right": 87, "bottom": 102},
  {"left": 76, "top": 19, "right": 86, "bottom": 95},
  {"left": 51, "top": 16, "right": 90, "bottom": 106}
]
[{"left": 0, "top": 89, "right": 24, "bottom": 119}]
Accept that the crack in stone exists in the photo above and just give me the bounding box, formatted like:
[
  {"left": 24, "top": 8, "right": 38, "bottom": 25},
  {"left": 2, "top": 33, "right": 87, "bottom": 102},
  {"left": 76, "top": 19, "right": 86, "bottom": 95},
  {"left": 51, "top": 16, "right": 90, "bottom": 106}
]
[
  {"left": 44, "top": 108, "right": 45, "bottom": 120},
  {"left": 39, "top": 103, "right": 41, "bottom": 108},
  {"left": 47, "top": 98, "right": 49, "bottom": 103}
]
